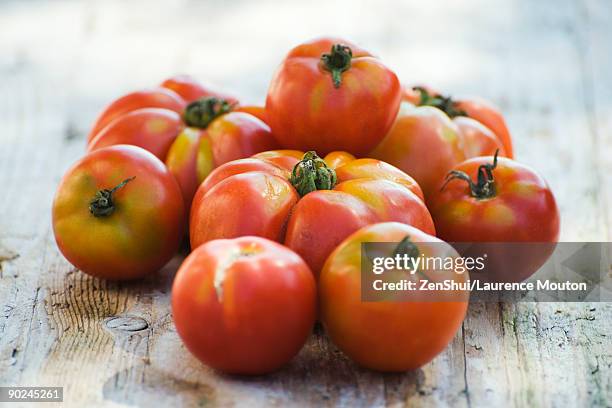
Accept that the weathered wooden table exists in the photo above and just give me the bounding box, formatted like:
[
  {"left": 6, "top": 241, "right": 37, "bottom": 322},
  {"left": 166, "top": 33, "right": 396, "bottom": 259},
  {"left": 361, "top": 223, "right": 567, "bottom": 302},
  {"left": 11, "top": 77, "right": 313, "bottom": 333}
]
[{"left": 1, "top": 0, "right": 610, "bottom": 406}]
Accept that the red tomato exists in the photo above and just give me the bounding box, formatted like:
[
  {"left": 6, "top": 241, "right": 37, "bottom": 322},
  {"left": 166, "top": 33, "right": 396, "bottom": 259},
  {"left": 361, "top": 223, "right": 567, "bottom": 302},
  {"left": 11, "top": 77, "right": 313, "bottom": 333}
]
[
  {"left": 266, "top": 37, "right": 401, "bottom": 156},
  {"left": 52, "top": 145, "right": 184, "bottom": 280},
  {"left": 428, "top": 151, "right": 560, "bottom": 281},
  {"left": 320, "top": 222, "right": 468, "bottom": 372},
  {"left": 88, "top": 108, "right": 183, "bottom": 161},
  {"left": 161, "top": 75, "right": 239, "bottom": 105},
  {"left": 190, "top": 150, "right": 434, "bottom": 276},
  {"left": 87, "top": 81, "right": 278, "bottom": 207},
  {"left": 172, "top": 236, "right": 316, "bottom": 375},
  {"left": 370, "top": 102, "right": 466, "bottom": 200},
  {"left": 87, "top": 88, "right": 185, "bottom": 144},
  {"left": 370, "top": 86, "right": 509, "bottom": 200},
  {"left": 407, "top": 86, "right": 511, "bottom": 157}
]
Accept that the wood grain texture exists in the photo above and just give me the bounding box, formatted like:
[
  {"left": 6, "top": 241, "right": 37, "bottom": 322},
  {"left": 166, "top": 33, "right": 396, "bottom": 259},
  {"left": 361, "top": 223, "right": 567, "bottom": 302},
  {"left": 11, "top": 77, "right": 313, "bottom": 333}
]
[{"left": 0, "top": 0, "right": 610, "bottom": 407}]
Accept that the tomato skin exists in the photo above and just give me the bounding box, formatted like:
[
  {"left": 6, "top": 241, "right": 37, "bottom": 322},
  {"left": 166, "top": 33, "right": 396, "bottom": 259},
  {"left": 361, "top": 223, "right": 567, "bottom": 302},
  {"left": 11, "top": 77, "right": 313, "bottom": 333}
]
[
  {"left": 161, "top": 75, "right": 239, "bottom": 105},
  {"left": 266, "top": 37, "right": 401, "bottom": 156},
  {"left": 52, "top": 145, "right": 184, "bottom": 280},
  {"left": 87, "top": 88, "right": 185, "bottom": 144},
  {"left": 370, "top": 103, "right": 466, "bottom": 200},
  {"left": 454, "top": 116, "right": 506, "bottom": 158},
  {"left": 88, "top": 108, "right": 183, "bottom": 161},
  {"left": 454, "top": 97, "right": 513, "bottom": 158},
  {"left": 164, "top": 127, "right": 204, "bottom": 210},
  {"left": 190, "top": 172, "right": 299, "bottom": 248},
  {"left": 320, "top": 222, "right": 468, "bottom": 372},
  {"left": 204, "top": 112, "right": 279, "bottom": 176},
  {"left": 172, "top": 236, "right": 316, "bottom": 375},
  {"left": 284, "top": 191, "right": 379, "bottom": 275},
  {"left": 252, "top": 150, "right": 304, "bottom": 170},
  {"left": 234, "top": 105, "right": 268, "bottom": 124},
  {"left": 335, "top": 158, "right": 424, "bottom": 201},
  {"left": 190, "top": 150, "right": 434, "bottom": 276}
]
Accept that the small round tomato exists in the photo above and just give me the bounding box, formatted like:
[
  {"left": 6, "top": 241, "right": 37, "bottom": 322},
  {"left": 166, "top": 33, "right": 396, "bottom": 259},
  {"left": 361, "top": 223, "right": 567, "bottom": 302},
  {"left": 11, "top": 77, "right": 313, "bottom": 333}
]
[
  {"left": 428, "top": 151, "right": 560, "bottom": 281},
  {"left": 320, "top": 222, "right": 468, "bottom": 372},
  {"left": 172, "top": 236, "right": 316, "bottom": 375},
  {"left": 52, "top": 145, "right": 184, "bottom": 280},
  {"left": 266, "top": 37, "right": 401, "bottom": 156},
  {"left": 190, "top": 150, "right": 433, "bottom": 276},
  {"left": 87, "top": 88, "right": 185, "bottom": 144}
]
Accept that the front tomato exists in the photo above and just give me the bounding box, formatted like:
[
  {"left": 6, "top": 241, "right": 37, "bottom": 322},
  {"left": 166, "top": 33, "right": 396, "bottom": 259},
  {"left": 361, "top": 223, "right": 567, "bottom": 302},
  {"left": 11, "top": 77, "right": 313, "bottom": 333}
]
[
  {"left": 172, "top": 236, "right": 316, "bottom": 375},
  {"left": 320, "top": 222, "right": 469, "bottom": 372},
  {"left": 52, "top": 145, "right": 185, "bottom": 280},
  {"left": 266, "top": 37, "right": 401, "bottom": 156},
  {"left": 190, "top": 150, "right": 434, "bottom": 277}
]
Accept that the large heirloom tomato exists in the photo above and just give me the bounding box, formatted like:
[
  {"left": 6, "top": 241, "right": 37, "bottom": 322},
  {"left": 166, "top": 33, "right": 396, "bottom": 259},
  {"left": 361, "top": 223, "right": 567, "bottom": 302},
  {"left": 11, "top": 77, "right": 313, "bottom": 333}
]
[
  {"left": 428, "top": 152, "right": 560, "bottom": 282},
  {"left": 266, "top": 37, "right": 401, "bottom": 156},
  {"left": 172, "top": 236, "right": 316, "bottom": 375},
  {"left": 370, "top": 87, "right": 510, "bottom": 201},
  {"left": 87, "top": 78, "right": 278, "bottom": 207},
  {"left": 320, "top": 222, "right": 468, "bottom": 372},
  {"left": 52, "top": 145, "right": 184, "bottom": 280},
  {"left": 190, "top": 150, "right": 434, "bottom": 276}
]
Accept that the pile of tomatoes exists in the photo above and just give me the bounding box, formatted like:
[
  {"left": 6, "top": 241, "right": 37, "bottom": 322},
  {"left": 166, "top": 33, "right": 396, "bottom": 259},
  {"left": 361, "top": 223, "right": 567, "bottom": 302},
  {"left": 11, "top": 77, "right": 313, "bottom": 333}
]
[{"left": 52, "top": 37, "right": 560, "bottom": 374}]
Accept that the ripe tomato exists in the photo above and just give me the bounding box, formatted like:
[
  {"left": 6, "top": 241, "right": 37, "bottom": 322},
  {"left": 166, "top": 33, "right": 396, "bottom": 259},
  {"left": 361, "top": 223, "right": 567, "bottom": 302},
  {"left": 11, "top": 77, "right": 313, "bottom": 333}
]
[
  {"left": 320, "top": 222, "right": 468, "bottom": 372},
  {"left": 369, "top": 102, "right": 466, "bottom": 201},
  {"left": 370, "top": 87, "right": 510, "bottom": 200},
  {"left": 87, "top": 81, "right": 278, "bottom": 207},
  {"left": 403, "top": 86, "right": 512, "bottom": 157},
  {"left": 172, "top": 236, "right": 316, "bottom": 375},
  {"left": 428, "top": 151, "right": 560, "bottom": 282},
  {"left": 190, "top": 150, "right": 434, "bottom": 276},
  {"left": 160, "top": 75, "right": 239, "bottom": 104},
  {"left": 87, "top": 88, "right": 185, "bottom": 143},
  {"left": 52, "top": 145, "right": 184, "bottom": 280},
  {"left": 88, "top": 108, "right": 183, "bottom": 161},
  {"left": 266, "top": 37, "right": 401, "bottom": 156}
]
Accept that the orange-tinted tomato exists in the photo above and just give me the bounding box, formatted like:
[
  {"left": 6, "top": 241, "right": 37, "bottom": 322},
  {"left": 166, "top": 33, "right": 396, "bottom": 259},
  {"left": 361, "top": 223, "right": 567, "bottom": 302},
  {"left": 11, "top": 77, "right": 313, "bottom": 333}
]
[
  {"left": 266, "top": 37, "right": 401, "bottom": 156},
  {"left": 234, "top": 105, "right": 268, "bottom": 125},
  {"left": 190, "top": 150, "right": 434, "bottom": 276},
  {"left": 320, "top": 222, "right": 468, "bottom": 372},
  {"left": 370, "top": 86, "right": 510, "bottom": 201},
  {"left": 172, "top": 236, "right": 316, "bottom": 375},
  {"left": 454, "top": 96, "right": 513, "bottom": 158},
  {"left": 370, "top": 102, "right": 466, "bottom": 201},
  {"left": 52, "top": 145, "right": 184, "bottom": 280}
]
